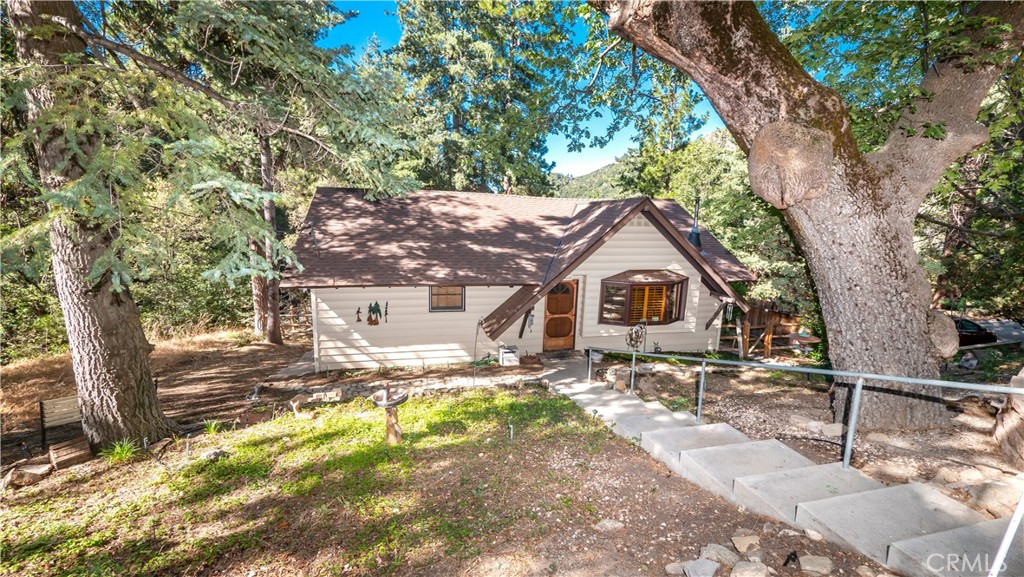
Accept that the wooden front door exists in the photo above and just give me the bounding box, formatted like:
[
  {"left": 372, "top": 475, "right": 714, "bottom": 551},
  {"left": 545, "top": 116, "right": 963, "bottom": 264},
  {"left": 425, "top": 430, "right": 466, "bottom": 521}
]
[{"left": 543, "top": 280, "right": 577, "bottom": 351}]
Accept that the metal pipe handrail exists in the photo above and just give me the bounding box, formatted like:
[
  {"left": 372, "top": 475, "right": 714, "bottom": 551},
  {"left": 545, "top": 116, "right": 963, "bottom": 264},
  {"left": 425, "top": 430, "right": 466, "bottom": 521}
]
[
  {"left": 584, "top": 346, "right": 1023, "bottom": 577},
  {"left": 589, "top": 348, "right": 1022, "bottom": 396}
]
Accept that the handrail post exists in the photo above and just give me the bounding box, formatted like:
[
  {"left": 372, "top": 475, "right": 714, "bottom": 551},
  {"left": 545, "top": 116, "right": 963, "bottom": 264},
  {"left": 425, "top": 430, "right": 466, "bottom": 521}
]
[
  {"left": 629, "top": 351, "right": 637, "bottom": 395},
  {"left": 587, "top": 348, "right": 593, "bottom": 383},
  {"left": 842, "top": 377, "right": 865, "bottom": 470},
  {"left": 988, "top": 492, "right": 1024, "bottom": 577},
  {"left": 696, "top": 360, "right": 707, "bottom": 424}
]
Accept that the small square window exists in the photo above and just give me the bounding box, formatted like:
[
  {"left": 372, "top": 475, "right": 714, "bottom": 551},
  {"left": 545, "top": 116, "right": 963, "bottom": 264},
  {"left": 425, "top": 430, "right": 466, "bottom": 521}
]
[{"left": 430, "top": 286, "right": 465, "bottom": 312}]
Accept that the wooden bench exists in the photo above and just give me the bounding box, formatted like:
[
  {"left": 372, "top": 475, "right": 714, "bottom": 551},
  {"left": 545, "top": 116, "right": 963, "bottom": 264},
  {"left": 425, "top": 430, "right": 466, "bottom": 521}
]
[{"left": 40, "top": 395, "right": 82, "bottom": 449}]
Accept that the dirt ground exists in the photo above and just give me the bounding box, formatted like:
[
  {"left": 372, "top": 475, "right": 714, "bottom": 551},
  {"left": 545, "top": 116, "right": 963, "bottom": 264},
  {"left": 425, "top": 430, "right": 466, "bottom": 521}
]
[
  {"left": 0, "top": 332, "right": 307, "bottom": 462},
  {"left": 408, "top": 440, "right": 881, "bottom": 577},
  {"left": 0, "top": 333, "right": 540, "bottom": 464}
]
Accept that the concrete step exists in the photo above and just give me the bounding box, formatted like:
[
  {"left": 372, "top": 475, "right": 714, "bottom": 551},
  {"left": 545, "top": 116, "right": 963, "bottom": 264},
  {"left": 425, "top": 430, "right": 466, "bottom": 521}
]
[
  {"left": 610, "top": 411, "right": 697, "bottom": 440},
  {"left": 676, "top": 439, "right": 816, "bottom": 500},
  {"left": 795, "top": 483, "right": 987, "bottom": 565},
  {"left": 887, "top": 517, "right": 1024, "bottom": 577},
  {"left": 640, "top": 423, "right": 750, "bottom": 471},
  {"left": 733, "top": 462, "right": 885, "bottom": 524}
]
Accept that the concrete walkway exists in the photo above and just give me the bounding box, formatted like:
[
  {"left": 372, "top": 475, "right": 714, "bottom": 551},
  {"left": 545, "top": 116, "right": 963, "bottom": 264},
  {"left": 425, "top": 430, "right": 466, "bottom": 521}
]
[
  {"left": 543, "top": 357, "right": 1023, "bottom": 577},
  {"left": 267, "top": 351, "right": 316, "bottom": 381}
]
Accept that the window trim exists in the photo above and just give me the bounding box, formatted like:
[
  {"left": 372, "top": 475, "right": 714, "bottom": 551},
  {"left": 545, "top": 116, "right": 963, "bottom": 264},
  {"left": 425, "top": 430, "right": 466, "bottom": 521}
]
[
  {"left": 429, "top": 285, "right": 466, "bottom": 312},
  {"left": 599, "top": 274, "right": 687, "bottom": 326}
]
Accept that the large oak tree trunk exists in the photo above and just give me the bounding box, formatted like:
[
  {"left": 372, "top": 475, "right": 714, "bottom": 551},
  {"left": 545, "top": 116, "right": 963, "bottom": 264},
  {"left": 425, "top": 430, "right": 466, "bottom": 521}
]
[
  {"left": 595, "top": 0, "right": 1023, "bottom": 429},
  {"left": 10, "top": 0, "right": 172, "bottom": 446}
]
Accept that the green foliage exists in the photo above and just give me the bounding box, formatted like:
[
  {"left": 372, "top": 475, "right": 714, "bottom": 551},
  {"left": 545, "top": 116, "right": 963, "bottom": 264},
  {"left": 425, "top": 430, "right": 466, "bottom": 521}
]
[
  {"left": 2, "top": 1, "right": 418, "bottom": 359},
  {"left": 99, "top": 439, "right": 141, "bottom": 464},
  {"left": 765, "top": 1, "right": 1008, "bottom": 151},
  {"left": 389, "top": 0, "right": 588, "bottom": 194},
  {"left": 917, "top": 63, "right": 1024, "bottom": 317},
  {"left": 203, "top": 420, "right": 223, "bottom": 435},
  {"left": 551, "top": 161, "right": 630, "bottom": 198}
]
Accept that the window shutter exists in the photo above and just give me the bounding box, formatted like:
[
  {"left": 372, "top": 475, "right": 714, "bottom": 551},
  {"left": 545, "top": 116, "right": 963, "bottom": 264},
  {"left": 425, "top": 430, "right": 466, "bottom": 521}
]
[{"left": 628, "top": 286, "right": 667, "bottom": 324}]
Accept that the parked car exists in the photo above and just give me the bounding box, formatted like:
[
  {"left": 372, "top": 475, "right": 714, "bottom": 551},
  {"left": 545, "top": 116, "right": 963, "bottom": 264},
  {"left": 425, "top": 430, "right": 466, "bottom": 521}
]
[{"left": 954, "top": 318, "right": 999, "bottom": 347}]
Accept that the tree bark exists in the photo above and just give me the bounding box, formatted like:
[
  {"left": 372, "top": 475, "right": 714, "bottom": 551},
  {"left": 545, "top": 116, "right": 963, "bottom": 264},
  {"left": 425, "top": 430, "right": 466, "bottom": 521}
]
[
  {"left": 9, "top": 0, "right": 172, "bottom": 446},
  {"left": 594, "top": 0, "right": 1024, "bottom": 429},
  {"left": 258, "top": 132, "right": 283, "bottom": 345}
]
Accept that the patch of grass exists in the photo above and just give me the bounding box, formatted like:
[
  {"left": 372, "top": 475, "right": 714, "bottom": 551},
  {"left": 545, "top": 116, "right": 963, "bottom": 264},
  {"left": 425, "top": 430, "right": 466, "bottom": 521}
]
[
  {"left": 98, "top": 439, "right": 141, "bottom": 464},
  {"left": 226, "top": 331, "right": 260, "bottom": 346},
  {"left": 2, "top": 388, "right": 607, "bottom": 577},
  {"left": 667, "top": 396, "right": 695, "bottom": 413},
  {"left": 203, "top": 420, "right": 223, "bottom": 435}
]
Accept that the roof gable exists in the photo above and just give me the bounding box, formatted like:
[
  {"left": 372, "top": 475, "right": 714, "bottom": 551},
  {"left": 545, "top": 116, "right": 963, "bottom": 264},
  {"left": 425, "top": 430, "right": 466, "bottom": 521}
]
[{"left": 479, "top": 198, "right": 749, "bottom": 339}]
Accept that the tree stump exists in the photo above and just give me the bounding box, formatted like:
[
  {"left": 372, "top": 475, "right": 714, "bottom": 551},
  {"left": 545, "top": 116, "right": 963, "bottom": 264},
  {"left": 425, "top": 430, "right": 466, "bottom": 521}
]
[
  {"left": 993, "top": 368, "right": 1024, "bottom": 470},
  {"left": 385, "top": 407, "right": 402, "bottom": 445}
]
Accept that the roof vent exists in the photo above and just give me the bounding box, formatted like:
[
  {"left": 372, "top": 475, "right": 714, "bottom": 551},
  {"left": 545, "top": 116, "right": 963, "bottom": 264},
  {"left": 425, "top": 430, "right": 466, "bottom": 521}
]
[{"left": 687, "top": 194, "right": 703, "bottom": 251}]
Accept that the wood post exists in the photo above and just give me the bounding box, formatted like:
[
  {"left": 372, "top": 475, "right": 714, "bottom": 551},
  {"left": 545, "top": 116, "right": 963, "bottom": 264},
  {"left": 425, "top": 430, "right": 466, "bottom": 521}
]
[
  {"left": 765, "top": 313, "right": 776, "bottom": 358},
  {"left": 385, "top": 407, "right": 402, "bottom": 445}
]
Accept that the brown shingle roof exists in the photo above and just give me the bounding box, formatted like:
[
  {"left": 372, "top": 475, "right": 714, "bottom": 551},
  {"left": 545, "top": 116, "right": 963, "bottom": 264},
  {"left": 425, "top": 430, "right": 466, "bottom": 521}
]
[
  {"left": 282, "top": 188, "right": 753, "bottom": 289},
  {"left": 654, "top": 199, "right": 758, "bottom": 283}
]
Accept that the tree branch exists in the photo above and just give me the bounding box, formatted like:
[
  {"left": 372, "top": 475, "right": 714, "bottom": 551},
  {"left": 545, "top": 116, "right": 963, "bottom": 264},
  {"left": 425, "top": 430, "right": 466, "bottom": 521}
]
[
  {"left": 584, "top": 37, "right": 622, "bottom": 91},
  {"left": 915, "top": 213, "right": 1009, "bottom": 238},
  {"left": 45, "top": 14, "right": 236, "bottom": 110},
  {"left": 277, "top": 126, "right": 340, "bottom": 160},
  {"left": 869, "top": 3, "right": 1024, "bottom": 202}
]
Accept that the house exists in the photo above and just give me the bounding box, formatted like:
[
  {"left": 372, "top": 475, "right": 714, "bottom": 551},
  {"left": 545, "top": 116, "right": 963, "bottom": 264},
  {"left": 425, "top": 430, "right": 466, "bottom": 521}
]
[{"left": 281, "top": 188, "right": 755, "bottom": 370}]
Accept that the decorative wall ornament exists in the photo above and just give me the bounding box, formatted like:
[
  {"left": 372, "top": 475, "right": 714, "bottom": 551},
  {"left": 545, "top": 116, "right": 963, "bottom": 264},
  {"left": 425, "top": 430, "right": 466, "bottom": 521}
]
[
  {"left": 355, "top": 307, "right": 362, "bottom": 323},
  {"left": 385, "top": 301, "right": 389, "bottom": 323},
  {"left": 367, "top": 301, "right": 383, "bottom": 325}
]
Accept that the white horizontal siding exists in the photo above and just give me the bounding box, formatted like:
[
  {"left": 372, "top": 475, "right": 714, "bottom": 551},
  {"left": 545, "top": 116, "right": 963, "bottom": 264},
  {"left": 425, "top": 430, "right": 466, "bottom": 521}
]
[
  {"left": 313, "top": 286, "right": 544, "bottom": 370},
  {"left": 568, "top": 215, "right": 722, "bottom": 353}
]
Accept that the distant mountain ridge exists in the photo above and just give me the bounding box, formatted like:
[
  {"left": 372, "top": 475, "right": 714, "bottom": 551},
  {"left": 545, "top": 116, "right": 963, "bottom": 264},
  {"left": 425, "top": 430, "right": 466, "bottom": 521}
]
[{"left": 550, "top": 161, "right": 629, "bottom": 199}]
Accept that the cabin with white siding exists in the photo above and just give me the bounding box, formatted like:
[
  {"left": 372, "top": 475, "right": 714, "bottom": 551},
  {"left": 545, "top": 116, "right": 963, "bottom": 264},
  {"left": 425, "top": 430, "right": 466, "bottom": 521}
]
[{"left": 281, "top": 188, "right": 755, "bottom": 371}]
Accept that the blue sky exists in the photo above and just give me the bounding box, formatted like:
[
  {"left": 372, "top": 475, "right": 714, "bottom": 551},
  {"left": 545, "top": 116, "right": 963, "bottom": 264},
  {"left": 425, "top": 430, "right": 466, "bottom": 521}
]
[{"left": 330, "top": 1, "right": 724, "bottom": 177}]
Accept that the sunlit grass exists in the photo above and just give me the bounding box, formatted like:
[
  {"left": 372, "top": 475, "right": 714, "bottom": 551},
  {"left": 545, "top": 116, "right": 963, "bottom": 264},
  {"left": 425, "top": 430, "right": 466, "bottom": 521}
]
[{"left": 0, "top": 388, "right": 609, "bottom": 577}]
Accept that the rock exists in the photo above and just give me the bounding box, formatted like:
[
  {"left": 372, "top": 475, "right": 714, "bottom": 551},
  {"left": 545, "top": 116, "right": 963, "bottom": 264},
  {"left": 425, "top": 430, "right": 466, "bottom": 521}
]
[
  {"left": 665, "top": 561, "right": 687, "bottom": 575},
  {"left": 855, "top": 565, "right": 875, "bottom": 577},
  {"left": 805, "top": 421, "right": 825, "bottom": 434},
  {"left": 595, "top": 519, "right": 625, "bottom": 533},
  {"left": 746, "top": 548, "right": 765, "bottom": 563},
  {"left": 959, "top": 352, "right": 979, "bottom": 369},
  {"left": 959, "top": 468, "right": 985, "bottom": 485},
  {"left": 732, "top": 535, "right": 760, "bottom": 553},
  {"left": 971, "top": 481, "right": 1023, "bottom": 517},
  {"left": 789, "top": 414, "right": 815, "bottom": 426},
  {"left": 731, "top": 561, "right": 770, "bottom": 577},
  {"left": 761, "top": 522, "right": 776, "bottom": 534},
  {"left": 866, "top": 432, "right": 890, "bottom": 444},
  {"left": 821, "top": 423, "right": 846, "bottom": 437},
  {"left": 975, "top": 464, "right": 1004, "bottom": 480},
  {"left": 804, "top": 528, "right": 824, "bottom": 541},
  {"left": 799, "top": 555, "right": 834, "bottom": 575},
  {"left": 931, "top": 466, "right": 961, "bottom": 485},
  {"left": 732, "top": 527, "right": 758, "bottom": 537},
  {"left": 201, "top": 449, "right": 230, "bottom": 462},
  {"left": 778, "top": 528, "right": 801, "bottom": 537},
  {"left": 683, "top": 558, "right": 721, "bottom": 577},
  {"left": 1, "top": 463, "right": 53, "bottom": 489},
  {"left": 701, "top": 543, "right": 741, "bottom": 565}
]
